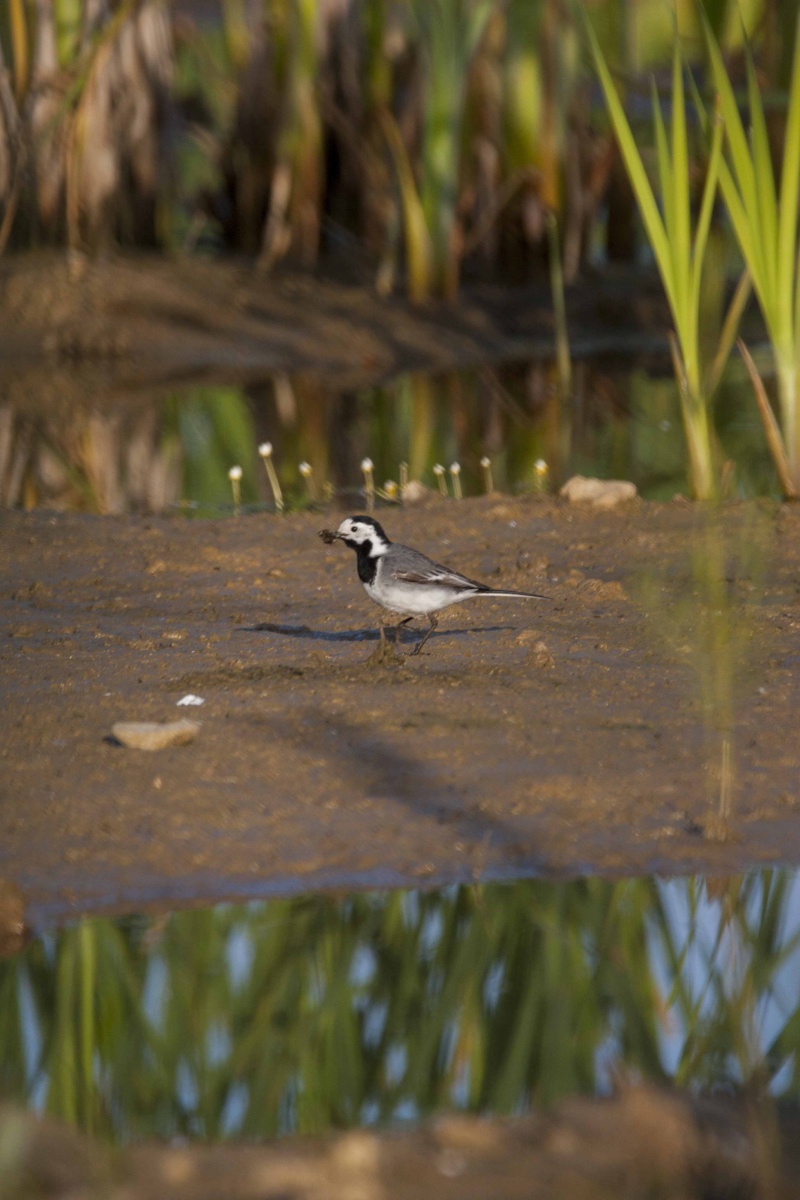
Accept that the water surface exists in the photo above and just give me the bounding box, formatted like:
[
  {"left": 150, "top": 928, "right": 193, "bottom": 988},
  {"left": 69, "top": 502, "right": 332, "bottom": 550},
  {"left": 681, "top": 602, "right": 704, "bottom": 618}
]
[
  {"left": 3, "top": 870, "right": 798, "bottom": 1141},
  {"left": 0, "top": 356, "right": 777, "bottom": 515}
]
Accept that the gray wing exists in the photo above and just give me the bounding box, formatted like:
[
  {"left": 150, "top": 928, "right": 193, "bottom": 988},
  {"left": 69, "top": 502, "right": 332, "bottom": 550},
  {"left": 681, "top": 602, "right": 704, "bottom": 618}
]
[{"left": 386, "top": 543, "right": 488, "bottom": 592}]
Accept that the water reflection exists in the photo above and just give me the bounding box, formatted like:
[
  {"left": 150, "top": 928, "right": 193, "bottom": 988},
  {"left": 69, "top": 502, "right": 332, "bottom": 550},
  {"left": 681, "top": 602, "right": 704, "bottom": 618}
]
[
  {"left": 1, "top": 871, "right": 799, "bottom": 1142},
  {"left": 637, "top": 504, "right": 774, "bottom": 838},
  {"left": 0, "top": 357, "right": 779, "bottom": 513}
]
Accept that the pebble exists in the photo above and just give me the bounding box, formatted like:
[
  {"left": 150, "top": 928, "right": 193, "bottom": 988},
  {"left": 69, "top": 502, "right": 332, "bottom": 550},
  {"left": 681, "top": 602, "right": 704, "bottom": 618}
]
[
  {"left": 560, "top": 475, "right": 638, "bottom": 508},
  {"left": 401, "top": 480, "right": 437, "bottom": 504},
  {"left": 111, "top": 719, "right": 200, "bottom": 750}
]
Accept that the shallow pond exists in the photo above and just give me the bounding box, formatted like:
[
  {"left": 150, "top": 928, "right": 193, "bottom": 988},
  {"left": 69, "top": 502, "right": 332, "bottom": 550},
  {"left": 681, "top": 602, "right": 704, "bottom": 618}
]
[
  {"left": 0, "top": 356, "right": 777, "bottom": 515},
  {"left": 3, "top": 870, "right": 799, "bottom": 1142}
]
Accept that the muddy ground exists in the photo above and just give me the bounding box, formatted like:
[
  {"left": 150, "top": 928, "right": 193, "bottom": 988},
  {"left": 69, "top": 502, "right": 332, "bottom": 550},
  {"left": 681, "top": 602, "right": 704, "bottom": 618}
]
[
  {"left": 5, "top": 1084, "right": 800, "bottom": 1200},
  {"left": 2, "top": 495, "right": 799, "bottom": 929},
  {"left": 3, "top": 254, "right": 799, "bottom": 1199}
]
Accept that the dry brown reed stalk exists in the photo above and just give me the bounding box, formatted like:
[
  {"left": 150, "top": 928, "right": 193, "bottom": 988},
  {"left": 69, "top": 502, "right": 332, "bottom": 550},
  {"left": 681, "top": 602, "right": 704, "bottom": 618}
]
[
  {"left": 0, "top": 0, "right": 172, "bottom": 252},
  {"left": 0, "top": 400, "right": 184, "bottom": 514},
  {"left": 67, "top": 1, "right": 173, "bottom": 250},
  {"left": 738, "top": 339, "right": 799, "bottom": 500},
  {"left": 0, "top": 33, "right": 24, "bottom": 252}
]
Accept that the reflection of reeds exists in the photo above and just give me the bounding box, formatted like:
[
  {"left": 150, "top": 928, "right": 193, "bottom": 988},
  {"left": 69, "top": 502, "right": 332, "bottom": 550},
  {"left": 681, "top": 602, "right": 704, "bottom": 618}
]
[
  {"left": 651, "top": 869, "right": 799, "bottom": 1118},
  {"left": 4, "top": 872, "right": 799, "bottom": 1145},
  {"left": 638, "top": 507, "right": 771, "bottom": 837}
]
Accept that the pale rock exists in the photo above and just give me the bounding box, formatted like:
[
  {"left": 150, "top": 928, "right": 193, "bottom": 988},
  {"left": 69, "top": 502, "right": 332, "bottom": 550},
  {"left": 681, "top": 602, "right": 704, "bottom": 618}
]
[
  {"left": 111, "top": 719, "right": 200, "bottom": 750},
  {"left": 402, "top": 480, "right": 437, "bottom": 504},
  {"left": 560, "top": 475, "right": 638, "bottom": 508}
]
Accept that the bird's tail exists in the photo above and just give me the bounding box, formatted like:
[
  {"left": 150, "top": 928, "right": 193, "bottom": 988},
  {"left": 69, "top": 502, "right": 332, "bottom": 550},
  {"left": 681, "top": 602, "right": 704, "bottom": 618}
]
[{"left": 477, "top": 587, "right": 549, "bottom": 601}]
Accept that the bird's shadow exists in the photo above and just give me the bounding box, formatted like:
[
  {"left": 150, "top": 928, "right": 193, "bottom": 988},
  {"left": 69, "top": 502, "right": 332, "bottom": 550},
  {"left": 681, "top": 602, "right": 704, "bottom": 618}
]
[{"left": 238, "top": 622, "right": 514, "bottom": 644}]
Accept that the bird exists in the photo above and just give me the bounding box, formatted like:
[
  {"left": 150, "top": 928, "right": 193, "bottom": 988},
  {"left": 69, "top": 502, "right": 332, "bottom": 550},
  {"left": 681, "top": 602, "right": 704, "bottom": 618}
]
[{"left": 320, "top": 514, "right": 548, "bottom": 655}]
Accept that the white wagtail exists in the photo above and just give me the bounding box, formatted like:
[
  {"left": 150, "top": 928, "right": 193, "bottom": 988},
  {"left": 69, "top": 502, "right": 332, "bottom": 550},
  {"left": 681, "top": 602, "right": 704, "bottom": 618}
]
[{"left": 320, "top": 515, "right": 548, "bottom": 655}]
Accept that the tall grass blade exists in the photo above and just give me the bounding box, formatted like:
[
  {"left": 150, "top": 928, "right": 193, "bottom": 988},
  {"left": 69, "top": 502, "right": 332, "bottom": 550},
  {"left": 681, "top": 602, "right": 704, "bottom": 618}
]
[
  {"left": 738, "top": 339, "right": 798, "bottom": 498},
  {"left": 744, "top": 54, "right": 778, "bottom": 307},
  {"left": 586, "top": 14, "right": 722, "bottom": 497},
  {"left": 690, "top": 110, "right": 725, "bottom": 385},
  {"left": 651, "top": 79, "right": 675, "bottom": 252},
  {"left": 706, "top": 269, "right": 751, "bottom": 397},
  {"left": 584, "top": 19, "right": 675, "bottom": 315},
  {"left": 700, "top": 8, "right": 800, "bottom": 477},
  {"left": 779, "top": 15, "right": 800, "bottom": 345},
  {"left": 672, "top": 45, "right": 691, "bottom": 336},
  {"left": 699, "top": 10, "right": 770, "bottom": 321}
]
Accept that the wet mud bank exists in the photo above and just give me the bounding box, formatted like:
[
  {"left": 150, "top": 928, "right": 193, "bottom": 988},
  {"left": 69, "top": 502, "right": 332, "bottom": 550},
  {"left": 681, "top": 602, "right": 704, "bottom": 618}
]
[{"left": 1, "top": 496, "right": 800, "bottom": 926}]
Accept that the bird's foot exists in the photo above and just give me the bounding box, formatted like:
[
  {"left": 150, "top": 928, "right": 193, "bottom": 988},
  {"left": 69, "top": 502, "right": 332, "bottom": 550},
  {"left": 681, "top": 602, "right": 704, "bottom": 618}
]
[{"left": 366, "top": 639, "right": 405, "bottom": 667}]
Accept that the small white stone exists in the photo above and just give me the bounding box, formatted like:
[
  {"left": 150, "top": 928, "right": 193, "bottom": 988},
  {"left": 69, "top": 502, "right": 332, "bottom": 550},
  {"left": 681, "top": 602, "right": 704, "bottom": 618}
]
[{"left": 176, "top": 694, "right": 205, "bottom": 707}]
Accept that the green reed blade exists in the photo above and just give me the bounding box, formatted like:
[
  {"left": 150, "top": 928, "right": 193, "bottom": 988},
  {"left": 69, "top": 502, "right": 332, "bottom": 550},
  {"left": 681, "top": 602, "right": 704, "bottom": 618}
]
[
  {"left": 672, "top": 44, "right": 691, "bottom": 334},
  {"left": 706, "top": 267, "right": 751, "bottom": 397},
  {"left": 79, "top": 923, "right": 96, "bottom": 1132},
  {"left": 700, "top": 6, "right": 800, "bottom": 478},
  {"left": 651, "top": 78, "right": 675, "bottom": 251},
  {"left": 687, "top": 68, "right": 760, "bottom": 292},
  {"left": 779, "top": 14, "right": 800, "bottom": 340},
  {"left": 745, "top": 52, "right": 778, "bottom": 307},
  {"left": 700, "top": 10, "right": 768, "bottom": 309},
  {"left": 584, "top": 18, "right": 675, "bottom": 317},
  {"left": 690, "top": 109, "right": 724, "bottom": 383}
]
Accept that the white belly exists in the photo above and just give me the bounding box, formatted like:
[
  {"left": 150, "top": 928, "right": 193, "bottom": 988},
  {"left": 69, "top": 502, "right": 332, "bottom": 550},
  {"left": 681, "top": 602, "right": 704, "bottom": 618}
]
[{"left": 363, "top": 577, "right": 473, "bottom": 616}]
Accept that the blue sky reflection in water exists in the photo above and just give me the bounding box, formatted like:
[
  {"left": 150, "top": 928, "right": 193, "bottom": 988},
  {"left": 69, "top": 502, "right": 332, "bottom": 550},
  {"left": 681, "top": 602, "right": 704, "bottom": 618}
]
[{"left": 2, "top": 871, "right": 799, "bottom": 1143}]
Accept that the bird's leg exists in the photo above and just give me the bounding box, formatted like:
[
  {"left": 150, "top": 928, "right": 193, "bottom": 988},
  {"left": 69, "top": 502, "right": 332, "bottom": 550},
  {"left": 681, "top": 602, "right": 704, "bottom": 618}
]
[
  {"left": 410, "top": 613, "right": 438, "bottom": 656},
  {"left": 391, "top": 615, "right": 414, "bottom": 644}
]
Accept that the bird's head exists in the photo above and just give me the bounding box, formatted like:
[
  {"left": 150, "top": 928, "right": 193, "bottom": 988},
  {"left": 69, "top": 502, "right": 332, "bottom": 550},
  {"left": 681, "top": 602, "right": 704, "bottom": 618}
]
[{"left": 332, "top": 515, "right": 391, "bottom": 556}]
